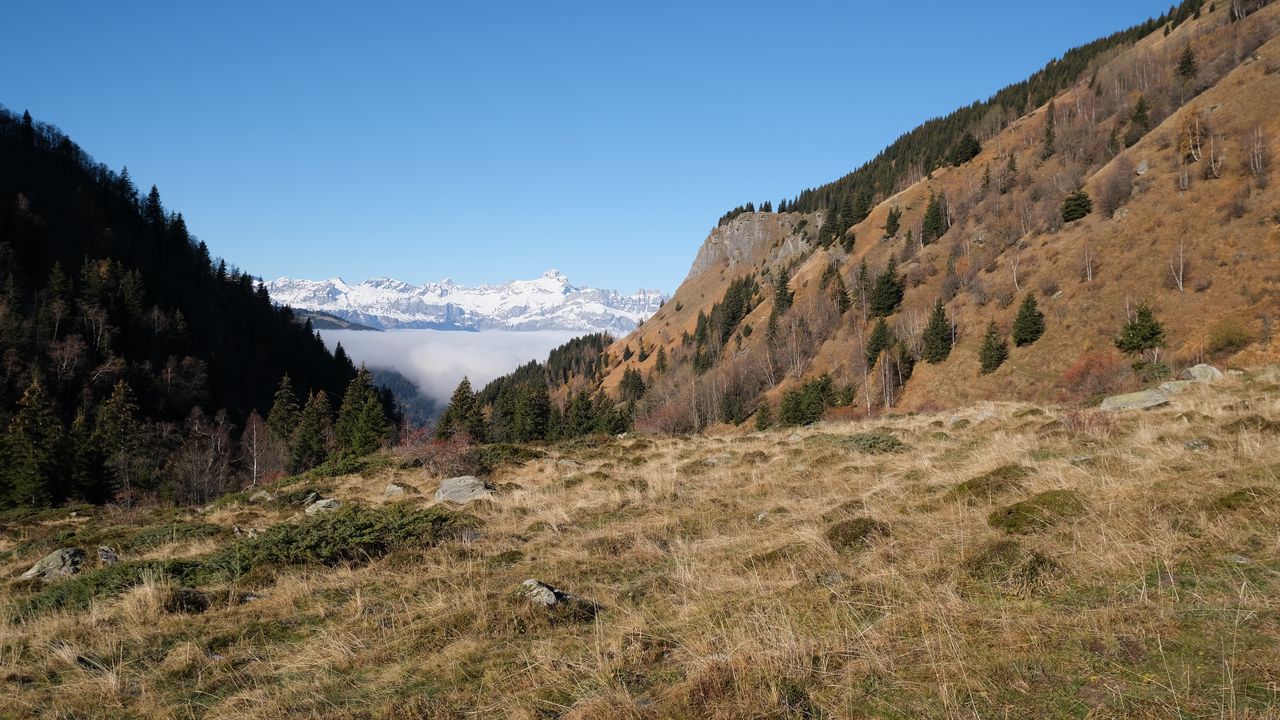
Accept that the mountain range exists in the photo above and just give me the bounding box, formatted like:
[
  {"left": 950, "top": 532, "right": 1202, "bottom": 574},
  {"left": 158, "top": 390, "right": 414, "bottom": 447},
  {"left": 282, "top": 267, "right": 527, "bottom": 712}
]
[{"left": 266, "top": 270, "right": 667, "bottom": 333}]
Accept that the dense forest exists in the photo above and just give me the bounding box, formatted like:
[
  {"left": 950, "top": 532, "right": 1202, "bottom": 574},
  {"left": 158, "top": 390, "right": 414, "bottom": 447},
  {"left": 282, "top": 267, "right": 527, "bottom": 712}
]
[{"left": 0, "top": 105, "right": 394, "bottom": 507}]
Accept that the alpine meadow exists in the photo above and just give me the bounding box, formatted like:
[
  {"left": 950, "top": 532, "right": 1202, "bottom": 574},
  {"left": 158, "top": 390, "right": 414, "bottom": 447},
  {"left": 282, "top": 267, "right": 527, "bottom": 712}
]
[{"left": 3, "top": 1, "right": 1280, "bottom": 718}]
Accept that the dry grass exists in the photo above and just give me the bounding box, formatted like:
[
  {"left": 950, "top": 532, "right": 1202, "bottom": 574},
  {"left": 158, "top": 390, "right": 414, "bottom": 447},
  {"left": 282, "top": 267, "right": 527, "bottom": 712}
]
[{"left": 1, "top": 369, "right": 1278, "bottom": 718}]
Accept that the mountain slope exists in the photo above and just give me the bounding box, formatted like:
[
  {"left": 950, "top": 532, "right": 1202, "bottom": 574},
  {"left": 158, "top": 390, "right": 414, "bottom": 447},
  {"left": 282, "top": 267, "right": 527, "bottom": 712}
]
[
  {"left": 598, "top": 0, "right": 1280, "bottom": 431},
  {"left": 267, "top": 270, "right": 667, "bottom": 333}
]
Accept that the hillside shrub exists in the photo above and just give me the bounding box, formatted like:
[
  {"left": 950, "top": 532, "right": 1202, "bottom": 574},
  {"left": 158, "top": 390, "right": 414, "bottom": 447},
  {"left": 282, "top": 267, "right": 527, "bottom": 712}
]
[
  {"left": 1205, "top": 318, "right": 1251, "bottom": 356},
  {"left": 777, "top": 375, "right": 835, "bottom": 426},
  {"left": 1061, "top": 191, "right": 1093, "bottom": 222},
  {"left": 1058, "top": 352, "right": 1134, "bottom": 404},
  {"left": 988, "top": 490, "right": 1086, "bottom": 534}
]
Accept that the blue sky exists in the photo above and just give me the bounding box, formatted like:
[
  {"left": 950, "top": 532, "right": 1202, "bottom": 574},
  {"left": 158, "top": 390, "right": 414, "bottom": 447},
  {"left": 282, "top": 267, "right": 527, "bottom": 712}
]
[{"left": 4, "top": 1, "right": 1169, "bottom": 293}]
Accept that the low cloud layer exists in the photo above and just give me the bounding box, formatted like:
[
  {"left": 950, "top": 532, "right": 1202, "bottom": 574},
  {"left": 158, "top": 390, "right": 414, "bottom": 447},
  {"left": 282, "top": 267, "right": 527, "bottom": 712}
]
[{"left": 318, "top": 329, "right": 581, "bottom": 403}]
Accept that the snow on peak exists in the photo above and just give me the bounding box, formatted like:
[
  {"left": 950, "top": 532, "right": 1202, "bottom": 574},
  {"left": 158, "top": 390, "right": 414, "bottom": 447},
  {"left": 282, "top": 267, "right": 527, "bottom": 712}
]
[{"left": 266, "top": 271, "right": 668, "bottom": 333}]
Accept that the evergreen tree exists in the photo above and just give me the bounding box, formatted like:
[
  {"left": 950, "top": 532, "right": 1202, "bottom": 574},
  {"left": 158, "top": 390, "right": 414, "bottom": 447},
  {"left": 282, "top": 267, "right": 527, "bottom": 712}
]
[
  {"left": 978, "top": 321, "right": 1009, "bottom": 374},
  {"left": 291, "top": 391, "right": 332, "bottom": 472},
  {"left": 512, "top": 383, "right": 550, "bottom": 442},
  {"left": 948, "top": 132, "right": 982, "bottom": 166},
  {"left": 772, "top": 269, "right": 794, "bottom": 315},
  {"left": 654, "top": 346, "right": 667, "bottom": 373},
  {"left": 66, "top": 410, "right": 103, "bottom": 502},
  {"left": 755, "top": 402, "right": 772, "bottom": 431},
  {"left": 921, "top": 192, "right": 946, "bottom": 244},
  {"left": 6, "top": 378, "right": 63, "bottom": 506},
  {"left": 19, "top": 109, "right": 35, "bottom": 143},
  {"left": 1115, "top": 302, "right": 1166, "bottom": 358},
  {"left": 1176, "top": 45, "right": 1198, "bottom": 80},
  {"left": 869, "top": 257, "right": 904, "bottom": 317},
  {"left": 884, "top": 206, "right": 902, "bottom": 238},
  {"left": 94, "top": 380, "right": 142, "bottom": 498},
  {"left": 1061, "top": 190, "right": 1093, "bottom": 222},
  {"left": 1042, "top": 101, "right": 1056, "bottom": 159},
  {"left": 267, "top": 375, "right": 301, "bottom": 446},
  {"left": 334, "top": 367, "right": 389, "bottom": 458},
  {"left": 436, "top": 377, "right": 485, "bottom": 441},
  {"left": 143, "top": 185, "right": 165, "bottom": 230},
  {"left": 619, "top": 367, "right": 646, "bottom": 402},
  {"left": 1011, "top": 293, "right": 1046, "bottom": 346},
  {"left": 865, "top": 317, "right": 893, "bottom": 368},
  {"left": 921, "top": 300, "right": 953, "bottom": 363},
  {"left": 830, "top": 272, "right": 851, "bottom": 313}
]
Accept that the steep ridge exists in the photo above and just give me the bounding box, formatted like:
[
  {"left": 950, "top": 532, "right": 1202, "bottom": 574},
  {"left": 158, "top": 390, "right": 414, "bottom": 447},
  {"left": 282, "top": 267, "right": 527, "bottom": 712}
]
[
  {"left": 267, "top": 270, "right": 666, "bottom": 333},
  {"left": 599, "top": 0, "right": 1280, "bottom": 431}
]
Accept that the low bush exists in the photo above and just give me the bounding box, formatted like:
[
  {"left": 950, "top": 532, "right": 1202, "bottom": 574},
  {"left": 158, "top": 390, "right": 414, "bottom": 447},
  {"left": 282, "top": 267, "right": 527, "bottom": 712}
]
[
  {"left": 949, "top": 465, "right": 1032, "bottom": 503},
  {"left": 1205, "top": 318, "right": 1251, "bottom": 356},
  {"left": 988, "top": 490, "right": 1086, "bottom": 534},
  {"left": 1058, "top": 352, "right": 1134, "bottom": 404}
]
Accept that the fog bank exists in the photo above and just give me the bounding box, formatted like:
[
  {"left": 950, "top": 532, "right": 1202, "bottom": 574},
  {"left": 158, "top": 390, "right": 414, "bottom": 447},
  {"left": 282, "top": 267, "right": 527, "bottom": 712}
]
[{"left": 318, "top": 329, "right": 581, "bottom": 403}]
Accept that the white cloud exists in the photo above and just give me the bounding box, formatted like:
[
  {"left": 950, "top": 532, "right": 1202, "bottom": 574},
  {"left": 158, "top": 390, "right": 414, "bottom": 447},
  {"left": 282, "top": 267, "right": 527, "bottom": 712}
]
[{"left": 318, "top": 329, "right": 581, "bottom": 402}]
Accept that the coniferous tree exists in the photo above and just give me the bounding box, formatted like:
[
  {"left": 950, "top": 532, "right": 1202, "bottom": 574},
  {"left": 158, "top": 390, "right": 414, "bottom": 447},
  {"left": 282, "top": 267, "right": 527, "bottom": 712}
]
[
  {"left": 291, "top": 391, "right": 332, "bottom": 472},
  {"left": 619, "top": 367, "right": 646, "bottom": 402},
  {"left": 334, "top": 367, "right": 390, "bottom": 458},
  {"left": 869, "top": 258, "right": 904, "bottom": 317},
  {"left": 921, "top": 192, "right": 946, "bottom": 244},
  {"left": 1115, "top": 302, "right": 1166, "bottom": 359},
  {"left": 921, "top": 300, "right": 954, "bottom": 363},
  {"left": 436, "top": 377, "right": 485, "bottom": 441},
  {"left": 755, "top": 402, "right": 772, "bottom": 431},
  {"left": 1042, "top": 101, "right": 1056, "bottom": 159},
  {"left": 654, "top": 346, "right": 667, "bottom": 373},
  {"left": 1061, "top": 191, "right": 1093, "bottom": 222},
  {"left": 6, "top": 378, "right": 63, "bottom": 506},
  {"left": 948, "top": 132, "right": 982, "bottom": 166},
  {"left": 19, "top": 110, "right": 35, "bottom": 143},
  {"left": 979, "top": 321, "right": 1009, "bottom": 374},
  {"left": 94, "top": 380, "right": 142, "bottom": 498},
  {"left": 1177, "top": 45, "right": 1198, "bottom": 80},
  {"left": 143, "top": 185, "right": 165, "bottom": 229},
  {"left": 267, "top": 375, "right": 301, "bottom": 447},
  {"left": 66, "top": 410, "right": 103, "bottom": 502},
  {"left": 1011, "top": 293, "right": 1046, "bottom": 346},
  {"left": 512, "top": 383, "right": 550, "bottom": 442},
  {"left": 865, "top": 317, "right": 893, "bottom": 368},
  {"left": 884, "top": 206, "right": 902, "bottom": 238}
]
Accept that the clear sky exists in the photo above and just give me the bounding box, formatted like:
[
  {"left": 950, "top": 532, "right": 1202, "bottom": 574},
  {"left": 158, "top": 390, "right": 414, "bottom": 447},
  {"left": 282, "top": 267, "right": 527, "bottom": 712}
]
[{"left": 3, "top": 1, "right": 1170, "bottom": 293}]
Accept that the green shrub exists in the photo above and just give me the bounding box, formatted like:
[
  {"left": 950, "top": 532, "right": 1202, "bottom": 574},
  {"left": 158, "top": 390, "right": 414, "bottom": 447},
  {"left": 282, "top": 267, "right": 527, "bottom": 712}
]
[
  {"left": 468, "top": 443, "right": 547, "bottom": 474},
  {"left": 777, "top": 375, "right": 835, "bottom": 426},
  {"left": 988, "top": 490, "right": 1086, "bottom": 534},
  {"left": 1205, "top": 319, "right": 1251, "bottom": 356},
  {"left": 803, "top": 431, "right": 907, "bottom": 455},
  {"left": 949, "top": 465, "right": 1032, "bottom": 504}
]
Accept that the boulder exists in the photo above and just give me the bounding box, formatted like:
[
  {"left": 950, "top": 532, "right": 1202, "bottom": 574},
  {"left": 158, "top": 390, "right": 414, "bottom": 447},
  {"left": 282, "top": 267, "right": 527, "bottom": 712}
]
[
  {"left": 304, "top": 498, "right": 341, "bottom": 515},
  {"left": 97, "top": 546, "right": 120, "bottom": 566},
  {"left": 249, "top": 489, "right": 275, "bottom": 503},
  {"left": 384, "top": 482, "right": 408, "bottom": 497},
  {"left": 20, "top": 548, "right": 85, "bottom": 580},
  {"left": 1159, "top": 380, "right": 1194, "bottom": 395},
  {"left": 520, "top": 579, "right": 598, "bottom": 620},
  {"left": 1100, "top": 389, "right": 1170, "bottom": 412},
  {"left": 435, "top": 475, "right": 494, "bottom": 505},
  {"left": 1181, "top": 364, "right": 1223, "bottom": 383},
  {"left": 1135, "top": 159, "right": 1150, "bottom": 175}
]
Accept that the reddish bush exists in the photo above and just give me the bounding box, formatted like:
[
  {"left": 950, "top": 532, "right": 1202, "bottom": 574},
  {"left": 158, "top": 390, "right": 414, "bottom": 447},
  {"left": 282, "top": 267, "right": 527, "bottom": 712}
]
[
  {"left": 1058, "top": 352, "right": 1134, "bottom": 405},
  {"left": 396, "top": 431, "right": 477, "bottom": 477}
]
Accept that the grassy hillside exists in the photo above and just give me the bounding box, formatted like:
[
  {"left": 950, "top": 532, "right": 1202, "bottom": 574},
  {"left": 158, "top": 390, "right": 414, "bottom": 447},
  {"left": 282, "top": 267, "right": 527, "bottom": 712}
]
[
  {"left": 2, "top": 366, "right": 1278, "bottom": 717},
  {"left": 595, "top": 1, "right": 1280, "bottom": 433}
]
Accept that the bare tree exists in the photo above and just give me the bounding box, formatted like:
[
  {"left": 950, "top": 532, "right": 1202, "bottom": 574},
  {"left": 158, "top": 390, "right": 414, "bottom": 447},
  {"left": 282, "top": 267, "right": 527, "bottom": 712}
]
[
  {"left": 1248, "top": 125, "right": 1270, "bottom": 186},
  {"left": 1081, "top": 240, "right": 1096, "bottom": 284},
  {"left": 1169, "top": 239, "right": 1188, "bottom": 292},
  {"left": 240, "top": 410, "right": 270, "bottom": 488},
  {"left": 1207, "top": 132, "right": 1225, "bottom": 179},
  {"left": 1007, "top": 246, "right": 1023, "bottom": 291}
]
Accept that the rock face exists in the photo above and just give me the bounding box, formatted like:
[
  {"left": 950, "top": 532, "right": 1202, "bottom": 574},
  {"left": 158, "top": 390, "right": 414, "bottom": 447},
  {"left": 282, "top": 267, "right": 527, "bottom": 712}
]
[
  {"left": 20, "top": 548, "right": 85, "bottom": 580},
  {"left": 1181, "top": 364, "right": 1223, "bottom": 383},
  {"left": 686, "top": 212, "right": 816, "bottom": 281},
  {"left": 305, "top": 498, "right": 341, "bottom": 515},
  {"left": 435, "top": 476, "right": 494, "bottom": 504},
  {"left": 1100, "top": 389, "right": 1170, "bottom": 412}
]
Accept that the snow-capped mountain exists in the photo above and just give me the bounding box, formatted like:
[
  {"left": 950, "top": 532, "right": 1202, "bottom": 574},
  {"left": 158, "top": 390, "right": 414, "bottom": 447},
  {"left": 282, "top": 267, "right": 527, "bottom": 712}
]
[{"left": 266, "top": 270, "right": 667, "bottom": 333}]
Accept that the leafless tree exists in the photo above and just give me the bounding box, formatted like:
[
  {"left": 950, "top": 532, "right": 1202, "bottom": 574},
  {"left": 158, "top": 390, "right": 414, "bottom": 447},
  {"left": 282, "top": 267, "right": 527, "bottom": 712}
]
[
  {"left": 1248, "top": 125, "right": 1270, "bottom": 186},
  {"left": 1082, "top": 240, "right": 1096, "bottom": 284},
  {"left": 1169, "top": 239, "right": 1187, "bottom": 292},
  {"left": 1206, "top": 132, "right": 1225, "bottom": 179},
  {"left": 1007, "top": 246, "right": 1023, "bottom": 291},
  {"left": 240, "top": 410, "right": 271, "bottom": 488}
]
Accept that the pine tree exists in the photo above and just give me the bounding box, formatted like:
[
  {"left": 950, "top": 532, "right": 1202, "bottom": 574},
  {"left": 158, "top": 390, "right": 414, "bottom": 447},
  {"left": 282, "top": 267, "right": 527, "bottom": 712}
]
[
  {"left": 1061, "top": 190, "right": 1093, "bottom": 222},
  {"left": 19, "top": 110, "right": 35, "bottom": 143},
  {"left": 7, "top": 378, "right": 63, "bottom": 506},
  {"left": 869, "top": 258, "right": 904, "bottom": 317},
  {"left": 1115, "top": 302, "right": 1166, "bottom": 359},
  {"left": 921, "top": 192, "right": 946, "bottom": 244},
  {"left": 267, "top": 375, "right": 301, "bottom": 446},
  {"left": 921, "top": 300, "right": 953, "bottom": 363},
  {"left": 948, "top": 132, "right": 982, "bottom": 166},
  {"left": 512, "top": 383, "right": 550, "bottom": 442},
  {"left": 755, "top": 402, "right": 772, "bottom": 431},
  {"left": 865, "top": 317, "right": 893, "bottom": 368},
  {"left": 66, "top": 409, "right": 103, "bottom": 502},
  {"left": 1042, "top": 101, "right": 1056, "bottom": 159},
  {"left": 884, "top": 206, "right": 902, "bottom": 238},
  {"left": 772, "top": 269, "right": 794, "bottom": 315},
  {"left": 654, "top": 346, "right": 667, "bottom": 373},
  {"left": 94, "top": 380, "right": 142, "bottom": 497},
  {"left": 334, "top": 367, "right": 389, "bottom": 458},
  {"left": 1177, "top": 46, "right": 1198, "bottom": 80},
  {"left": 143, "top": 185, "right": 165, "bottom": 229},
  {"left": 291, "top": 391, "right": 332, "bottom": 472},
  {"left": 978, "top": 321, "right": 1009, "bottom": 374},
  {"left": 1011, "top": 293, "right": 1046, "bottom": 346},
  {"left": 436, "top": 377, "right": 485, "bottom": 441}
]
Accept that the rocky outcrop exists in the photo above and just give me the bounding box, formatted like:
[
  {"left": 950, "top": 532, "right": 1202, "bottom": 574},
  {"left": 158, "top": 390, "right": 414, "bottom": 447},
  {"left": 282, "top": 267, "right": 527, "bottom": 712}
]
[
  {"left": 685, "top": 212, "right": 817, "bottom": 281},
  {"left": 305, "top": 498, "right": 341, "bottom": 515},
  {"left": 20, "top": 548, "right": 85, "bottom": 580},
  {"left": 1181, "top": 364, "right": 1223, "bottom": 383},
  {"left": 435, "top": 476, "right": 494, "bottom": 504},
  {"left": 1100, "top": 389, "right": 1170, "bottom": 412}
]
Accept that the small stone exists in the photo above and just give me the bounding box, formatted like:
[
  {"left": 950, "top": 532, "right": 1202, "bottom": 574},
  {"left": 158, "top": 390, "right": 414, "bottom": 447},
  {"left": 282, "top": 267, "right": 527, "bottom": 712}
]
[
  {"left": 304, "top": 498, "right": 341, "bottom": 516},
  {"left": 519, "top": 579, "right": 598, "bottom": 620},
  {"left": 1135, "top": 159, "right": 1150, "bottom": 176},
  {"left": 384, "top": 483, "right": 407, "bottom": 497},
  {"left": 97, "top": 546, "right": 119, "bottom": 566},
  {"left": 249, "top": 490, "right": 275, "bottom": 503},
  {"left": 1184, "top": 438, "right": 1212, "bottom": 452},
  {"left": 20, "top": 548, "right": 85, "bottom": 580}
]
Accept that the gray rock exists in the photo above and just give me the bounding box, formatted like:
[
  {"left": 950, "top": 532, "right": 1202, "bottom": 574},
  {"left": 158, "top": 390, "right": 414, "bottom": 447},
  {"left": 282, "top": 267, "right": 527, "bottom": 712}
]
[
  {"left": 520, "top": 579, "right": 599, "bottom": 619},
  {"left": 1180, "top": 363, "right": 1223, "bottom": 383},
  {"left": 1135, "top": 159, "right": 1150, "bottom": 176},
  {"left": 249, "top": 489, "right": 275, "bottom": 503},
  {"left": 1159, "top": 380, "right": 1194, "bottom": 395},
  {"left": 304, "top": 498, "right": 341, "bottom": 515},
  {"left": 20, "top": 548, "right": 85, "bottom": 580},
  {"left": 556, "top": 459, "right": 582, "bottom": 469},
  {"left": 384, "top": 483, "right": 408, "bottom": 497},
  {"left": 233, "top": 525, "right": 261, "bottom": 539},
  {"left": 1184, "top": 438, "right": 1212, "bottom": 452},
  {"left": 1100, "top": 389, "right": 1170, "bottom": 412},
  {"left": 97, "top": 546, "right": 119, "bottom": 566},
  {"left": 435, "top": 475, "right": 494, "bottom": 504}
]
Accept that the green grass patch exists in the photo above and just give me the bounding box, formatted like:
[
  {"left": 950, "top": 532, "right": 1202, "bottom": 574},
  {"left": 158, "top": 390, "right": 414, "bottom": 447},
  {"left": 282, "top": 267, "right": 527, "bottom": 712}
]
[
  {"left": 824, "top": 517, "right": 889, "bottom": 551},
  {"left": 805, "top": 431, "right": 908, "bottom": 455},
  {"left": 988, "top": 490, "right": 1086, "bottom": 534},
  {"left": 948, "top": 465, "right": 1033, "bottom": 504}
]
